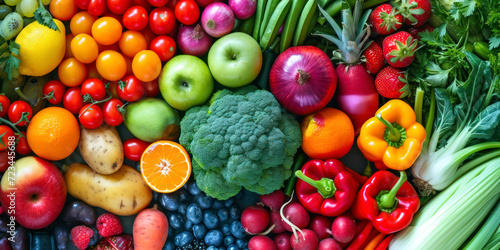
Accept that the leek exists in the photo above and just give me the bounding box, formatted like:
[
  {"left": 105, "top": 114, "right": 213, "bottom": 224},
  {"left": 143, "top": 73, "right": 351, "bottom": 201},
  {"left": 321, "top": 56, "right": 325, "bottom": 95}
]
[{"left": 389, "top": 156, "right": 500, "bottom": 250}]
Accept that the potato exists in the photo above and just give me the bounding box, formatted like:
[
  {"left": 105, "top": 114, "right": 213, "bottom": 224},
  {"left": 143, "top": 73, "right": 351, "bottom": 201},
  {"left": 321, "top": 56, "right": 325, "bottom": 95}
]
[
  {"left": 79, "top": 124, "right": 124, "bottom": 174},
  {"left": 65, "top": 163, "right": 153, "bottom": 216}
]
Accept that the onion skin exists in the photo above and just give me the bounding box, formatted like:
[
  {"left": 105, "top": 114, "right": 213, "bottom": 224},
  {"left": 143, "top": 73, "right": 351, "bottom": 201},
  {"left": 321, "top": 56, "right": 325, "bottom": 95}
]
[
  {"left": 334, "top": 64, "right": 379, "bottom": 134},
  {"left": 177, "top": 24, "right": 212, "bottom": 56},
  {"left": 201, "top": 2, "right": 235, "bottom": 38},
  {"left": 228, "top": 0, "right": 257, "bottom": 20},
  {"left": 269, "top": 46, "right": 337, "bottom": 116}
]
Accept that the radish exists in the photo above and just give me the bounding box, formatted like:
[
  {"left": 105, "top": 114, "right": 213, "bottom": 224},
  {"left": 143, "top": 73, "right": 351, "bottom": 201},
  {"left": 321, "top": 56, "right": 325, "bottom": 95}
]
[
  {"left": 248, "top": 235, "right": 278, "bottom": 250},
  {"left": 289, "top": 229, "right": 318, "bottom": 250},
  {"left": 259, "top": 190, "right": 285, "bottom": 211},
  {"left": 318, "top": 238, "right": 342, "bottom": 250},
  {"left": 132, "top": 205, "right": 168, "bottom": 250},
  {"left": 281, "top": 202, "right": 310, "bottom": 232},
  {"left": 270, "top": 211, "right": 286, "bottom": 234},
  {"left": 308, "top": 215, "right": 332, "bottom": 240},
  {"left": 241, "top": 205, "right": 270, "bottom": 234},
  {"left": 274, "top": 232, "right": 292, "bottom": 250},
  {"left": 331, "top": 213, "right": 357, "bottom": 243}
]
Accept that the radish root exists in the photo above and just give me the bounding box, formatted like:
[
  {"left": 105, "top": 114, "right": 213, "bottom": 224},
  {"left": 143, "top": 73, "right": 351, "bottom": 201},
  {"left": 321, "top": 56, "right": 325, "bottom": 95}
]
[{"left": 280, "top": 191, "right": 305, "bottom": 241}]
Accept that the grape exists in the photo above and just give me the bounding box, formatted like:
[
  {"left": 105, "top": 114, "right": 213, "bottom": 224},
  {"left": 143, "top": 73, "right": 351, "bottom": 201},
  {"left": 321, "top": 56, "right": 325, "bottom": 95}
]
[
  {"left": 41, "top": 0, "right": 51, "bottom": 5},
  {"left": 4, "top": 0, "right": 21, "bottom": 7},
  {"left": 20, "top": 0, "right": 38, "bottom": 18}
]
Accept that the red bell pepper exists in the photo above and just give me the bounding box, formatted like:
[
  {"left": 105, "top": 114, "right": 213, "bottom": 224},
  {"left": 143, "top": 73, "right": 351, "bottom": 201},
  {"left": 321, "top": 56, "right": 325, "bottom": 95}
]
[
  {"left": 351, "top": 170, "right": 420, "bottom": 234},
  {"left": 346, "top": 221, "right": 373, "bottom": 250},
  {"left": 295, "top": 159, "right": 358, "bottom": 217}
]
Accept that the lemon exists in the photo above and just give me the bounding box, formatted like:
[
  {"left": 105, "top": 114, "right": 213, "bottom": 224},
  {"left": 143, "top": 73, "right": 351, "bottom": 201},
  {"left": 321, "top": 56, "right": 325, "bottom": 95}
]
[{"left": 15, "top": 19, "right": 65, "bottom": 76}]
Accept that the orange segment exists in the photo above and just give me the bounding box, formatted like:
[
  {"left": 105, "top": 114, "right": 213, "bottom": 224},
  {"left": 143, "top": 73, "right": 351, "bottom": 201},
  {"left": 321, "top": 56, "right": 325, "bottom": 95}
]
[{"left": 140, "top": 141, "right": 191, "bottom": 193}]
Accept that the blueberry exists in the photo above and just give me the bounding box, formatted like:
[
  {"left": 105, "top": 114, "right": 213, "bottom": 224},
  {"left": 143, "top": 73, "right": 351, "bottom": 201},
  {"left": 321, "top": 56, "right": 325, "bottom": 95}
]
[
  {"left": 203, "top": 210, "right": 219, "bottom": 229},
  {"left": 163, "top": 241, "right": 175, "bottom": 250},
  {"left": 174, "top": 231, "right": 194, "bottom": 247},
  {"left": 224, "top": 236, "right": 235, "bottom": 246},
  {"left": 218, "top": 208, "right": 229, "bottom": 222},
  {"left": 230, "top": 221, "right": 247, "bottom": 239},
  {"left": 88, "top": 226, "right": 101, "bottom": 247},
  {"left": 236, "top": 239, "right": 247, "bottom": 249},
  {"left": 168, "top": 226, "right": 175, "bottom": 238},
  {"left": 184, "top": 220, "right": 193, "bottom": 231},
  {"left": 229, "top": 205, "right": 241, "bottom": 220},
  {"left": 186, "top": 204, "right": 203, "bottom": 224},
  {"left": 159, "top": 193, "right": 179, "bottom": 211},
  {"left": 212, "top": 200, "right": 224, "bottom": 209},
  {"left": 204, "top": 230, "right": 223, "bottom": 246},
  {"left": 207, "top": 247, "right": 218, "bottom": 250},
  {"left": 188, "top": 182, "right": 202, "bottom": 196},
  {"left": 168, "top": 213, "right": 184, "bottom": 230},
  {"left": 177, "top": 188, "right": 191, "bottom": 203},
  {"left": 227, "top": 244, "right": 240, "bottom": 250},
  {"left": 193, "top": 224, "right": 208, "bottom": 239},
  {"left": 224, "top": 198, "right": 234, "bottom": 207},
  {"left": 221, "top": 223, "right": 231, "bottom": 236},
  {"left": 178, "top": 203, "right": 188, "bottom": 215},
  {"left": 195, "top": 194, "right": 213, "bottom": 209}
]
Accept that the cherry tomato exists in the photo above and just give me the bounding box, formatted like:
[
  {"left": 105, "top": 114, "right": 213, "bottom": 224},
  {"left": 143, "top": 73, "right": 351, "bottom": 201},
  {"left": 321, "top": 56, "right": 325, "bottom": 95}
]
[
  {"left": 0, "top": 150, "right": 11, "bottom": 172},
  {"left": 75, "top": 0, "right": 90, "bottom": 9},
  {"left": 64, "top": 34, "right": 75, "bottom": 59},
  {"left": 149, "top": 7, "right": 176, "bottom": 35},
  {"left": 88, "top": 0, "right": 107, "bottom": 16},
  {"left": 92, "top": 17, "right": 123, "bottom": 45},
  {"left": 71, "top": 34, "right": 99, "bottom": 64},
  {"left": 147, "top": 0, "right": 169, "bottom": 7},
  {"left": 107, "top": 81, "right": 120, "bottom": 99},
  {"left": 8, "top": 101, "right": 32, "bottom": 127},
  {"left": 132, "top": 50, "right": 162, "bottom": 82},
  {"left": 79, "top": 104, "right": 104, "bottom": 129},
  {"left": 50, "top": 0, "right": 78, "bottom": 21},
  {"left": 143, "top": 79, "right": 160, "bottom": 97},
  {"left": 15, "top": 132, "right": 31, "bottom": 155},
  {"left": 58, "top": 58, "right": 88, "bottom": 87},
  {"left": 63, "top": 87, "right": 86, "bottom": 114},
  {"left": 102, "top": 98, "right": 124, "bottom": 126},
  {"left": 107, "top": 0, "right": 132, "bottom": 15},
  {"left": 122, "top": 54, "right": 134, "bottom": 76},
  {"left": 132, "top": 0, "right": 152, "bottom": 12},
  {"left": 118, "top": 31, "right": 148, "bottom": 58},
  {"left": 97, "top": 43, "right": 121, "bottom": 53},
  {"left": 0, "top": 95, "right": 11, "bottom": 117},
  {"left": 116, "top": 75, "right": 145, "bottom": 102},
  {"left": 87, "top": 62, "right": 101, "bottom": 79},
  {"left": 70, "top": 11, "right": 97, "bottom": 36},
  {"left": 123, "top": 138, "right": 150, "bottom": 161},
  {"left": 96, "top": 50, "right": 127, "bottom": 81},
  {"left": 0, "top": 125, "right": 14, "bottom": 151},
  {"left": 149, "top": 35, "right": 176, "bottom": 62},
  {"left": 175, "top": 0, "right": 200, "bottom": 25},
  {"left": 43, "top": 80, "right": 66, "bottom": 105},
  {"left": 167, "top": 0, "right": 180, "bottom": 9},
  {"left": 122, "top": 6, "right": 148, "bottom": 31},
  {"left": 142, "top": 27, "right": 156, "bottom": 44},
  {"left": 81, "top": 78, "right": 107, "bottom": 101}
]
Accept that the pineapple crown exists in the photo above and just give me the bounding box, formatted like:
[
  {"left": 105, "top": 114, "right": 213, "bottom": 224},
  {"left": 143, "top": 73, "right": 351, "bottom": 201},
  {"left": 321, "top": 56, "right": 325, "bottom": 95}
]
[{"left": 314, "top": 0, "right": 373, "bottom": 65}]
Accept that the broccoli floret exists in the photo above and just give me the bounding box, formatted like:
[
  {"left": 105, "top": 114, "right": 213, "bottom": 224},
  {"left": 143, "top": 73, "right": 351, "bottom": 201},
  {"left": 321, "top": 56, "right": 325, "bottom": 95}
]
[{"left": 180, "top": 87, "right": 302, "bottom": 200}]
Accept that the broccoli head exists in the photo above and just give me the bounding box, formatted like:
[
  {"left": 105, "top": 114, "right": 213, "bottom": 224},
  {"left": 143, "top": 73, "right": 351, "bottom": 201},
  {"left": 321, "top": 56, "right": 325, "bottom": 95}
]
[{"left": 179, "top": 85, "right": 302, "bottom": 200}]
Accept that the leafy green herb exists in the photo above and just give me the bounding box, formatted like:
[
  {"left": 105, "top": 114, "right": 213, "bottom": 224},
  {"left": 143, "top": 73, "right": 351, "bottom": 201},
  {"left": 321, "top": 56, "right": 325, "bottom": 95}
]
[
  {"left": 34, "top": 0, "right": 59, "bottom": 32},
  {"left": 0, "top": 37, "right": 21, "bottom": 81}
]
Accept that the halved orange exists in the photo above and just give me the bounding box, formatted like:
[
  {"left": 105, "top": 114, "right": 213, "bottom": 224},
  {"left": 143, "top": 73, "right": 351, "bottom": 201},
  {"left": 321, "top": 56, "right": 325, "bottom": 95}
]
[{"left": 140, "top": 141, "right": 191, "bottom": 193}]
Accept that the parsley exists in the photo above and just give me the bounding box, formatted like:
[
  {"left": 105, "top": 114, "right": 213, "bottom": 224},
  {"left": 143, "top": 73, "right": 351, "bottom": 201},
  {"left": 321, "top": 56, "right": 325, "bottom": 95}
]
[
  {"left": 34, "top": 0, "right": 59, "bottom": 32},
  {"left": 0, "top": 37, "right": 21, "bottom": 81}
]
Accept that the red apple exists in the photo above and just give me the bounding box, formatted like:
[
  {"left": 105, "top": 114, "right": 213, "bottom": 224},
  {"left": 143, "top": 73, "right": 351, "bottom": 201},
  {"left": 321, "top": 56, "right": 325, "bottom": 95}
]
[{"left": 0, "top": 156, "right": 67, "bottom": 229}]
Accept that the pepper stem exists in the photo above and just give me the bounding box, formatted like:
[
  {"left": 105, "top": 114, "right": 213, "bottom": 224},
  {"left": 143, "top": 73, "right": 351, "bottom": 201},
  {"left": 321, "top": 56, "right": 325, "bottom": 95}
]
[
  {"left": 378, "top": 171, "right": 407, "bottom": 213},
  {"left": 294, "top": 170, "right": 336, "bottom": 199},
  {"left": 376, "top": 113, "right": 401, "bottom": 142}
]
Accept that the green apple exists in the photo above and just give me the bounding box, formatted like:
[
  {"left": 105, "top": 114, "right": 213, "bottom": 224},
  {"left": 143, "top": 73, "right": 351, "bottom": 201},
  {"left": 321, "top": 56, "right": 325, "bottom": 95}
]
[
  {"left": 159, "top": 55, "right": 214, "bottom": 111},
  {"left": 124, "top": 98, "right": 180, "bottom": 142},
  {"left": 208, "top": 32, "right": 262, "bottom": 88}
]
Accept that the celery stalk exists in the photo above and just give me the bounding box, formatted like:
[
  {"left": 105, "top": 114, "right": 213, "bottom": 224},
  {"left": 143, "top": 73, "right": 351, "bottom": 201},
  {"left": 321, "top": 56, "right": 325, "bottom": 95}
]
[
  {"left": 484, "top": 226, "right": 500, "bottom": 250},
  {"left": 462, "top": 201, "right": 500, "bottom": 249}
]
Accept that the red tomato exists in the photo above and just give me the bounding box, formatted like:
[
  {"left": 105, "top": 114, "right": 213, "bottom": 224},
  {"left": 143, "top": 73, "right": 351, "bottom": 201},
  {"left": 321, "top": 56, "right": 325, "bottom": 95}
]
[
  {"left": 149, "top": 7, "right": 176, "bottom": 35},
  {"left": 194, "top": 0, "right": 218, "bottom": 8},
  {"left": 143, "top": 79, "right": 160, "bottom": 97},
  {"left": 0, "top": 125, "right": 14, "bottom": 151},
  {"left": 43, "top": 80, "right": 67, "bottom": 105},
  {"left": 102, "top": 98, "right": 125, "bottom": 126},
  {"left": 107, "top": 0, "right": 132, "bottom": 15},
  {"left": 0, "top": 95, "right": 11, "bottom": 117},
  {"left": 166, "top": 0, "right": 180, "bottom": 9},
  {"left": 122, "top": 6, "right": 148, "bottom": 31},
  {"left": 81, "top": 78, "right": 107, "bottom": 101},
  {"left": 15, "top": 132, "right": 31, "bottom": 155},
  {"left": 50, "top": 0, "right": 79, "bottom": 21},
  {"left": 132, "top": 0, "right": 152, "bottom": 12},
  {"left": 75, "top": 0, "right": 90, "bottom": 9},
  {"left": 8, "top": 101, "right": 32, "bottom": 127},
  {"left": 142, "top": 27, "right": 156, "bottom": 44},
  {"left": 175, "top": 0, "right": 200, "bottom": 25},
  {"left": 123, "top": 138, "right": 150, "bottom": 161},
  {"left": 88, "top": 0, "right": 107, "bottom": 16},
  {"left": 147, "top": 0, "right": 169, "bottom": 7},
  {"left": 64, "top": 87, "right": 86, "bottom": 114},
  {"left": 0, "top": 150, "right": 12, "bottom": 172},
  {"left": 79, "top": 104, "right": 104, "bottom": 129},
  {"left": 149, "top": 35, "right": 176, "bottom": 62},
  {"left": 116, "top": 75, "right": 146, "bottom": 102}
]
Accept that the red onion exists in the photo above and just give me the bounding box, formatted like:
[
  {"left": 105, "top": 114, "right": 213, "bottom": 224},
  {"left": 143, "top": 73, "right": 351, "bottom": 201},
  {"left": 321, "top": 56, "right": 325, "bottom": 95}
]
[
  {"left": 228, "top": 0, "right": 256, "bottom": 20},
  {"left": 177, "top": 24, "right": 212, "bottom": 56},
  {"left": 269, "top": 46, "right": 337, "bottom": 116},
  {"left": 201, "top": 2, "right": 235, "bottom": 38}
]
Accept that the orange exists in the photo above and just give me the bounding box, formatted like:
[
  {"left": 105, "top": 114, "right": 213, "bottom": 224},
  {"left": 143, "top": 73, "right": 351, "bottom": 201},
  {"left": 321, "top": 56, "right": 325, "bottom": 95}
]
[
  {"left": 301, "top": 107, "right": 355, "bottom": 159},
  {"left": 140, "top": 141, "right": 191, "bottom": 193},
  {"left": 27, "top": 107, "right": 80, "bottom": 161}
]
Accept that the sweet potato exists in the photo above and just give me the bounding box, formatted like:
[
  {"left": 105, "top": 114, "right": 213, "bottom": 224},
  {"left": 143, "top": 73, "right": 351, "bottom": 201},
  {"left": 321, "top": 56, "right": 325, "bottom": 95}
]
[{"left": 133, "top": 206, "right": 169, "bottom": 250}]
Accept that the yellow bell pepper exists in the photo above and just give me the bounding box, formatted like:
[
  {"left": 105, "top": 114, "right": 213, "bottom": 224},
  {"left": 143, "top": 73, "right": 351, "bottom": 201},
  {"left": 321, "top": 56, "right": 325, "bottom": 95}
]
[{"left": 357, "top": 99, "right": 426, "bottom": 171}]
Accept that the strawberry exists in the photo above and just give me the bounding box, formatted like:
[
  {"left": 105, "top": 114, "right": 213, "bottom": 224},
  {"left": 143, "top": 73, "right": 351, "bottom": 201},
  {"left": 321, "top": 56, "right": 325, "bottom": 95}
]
[
  {"left": 96, "top": 213, "right": 123, "bottom": 237},
  {"left": 408, "top": 23, "right": 434, "bottom": 40},
  {"left": 382, "top": 31, "right": 418, "bottom": 68},
  {"left": 396, "top": 0, "right": 432, "bottom": 27},
  {"left": 375, "top": 66, "right": 410, "bottom": 98},
  {"left": 71, "top": 225, "right": 95, "bottom": 250},
  {"left": 369, "top": 4, "right": 403, "bottom": 35},
  {"left": 363, "top": 42, "right": 385, "bottom": 74}
]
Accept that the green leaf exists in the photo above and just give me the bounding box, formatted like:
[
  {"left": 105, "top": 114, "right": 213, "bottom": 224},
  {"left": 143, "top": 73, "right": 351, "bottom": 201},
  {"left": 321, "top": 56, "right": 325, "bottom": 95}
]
[
  {"left": 34, "top": 6, "right": 59, "bottom": 32},
  {"left": 489, "top": 36, "right": 500, "bottom": 50},
  {"left": 425, "top": 62, "right": 450, "bottom": 87},
  {"left": 434, "top": 88, "right": 456, "bottom": 146},
  {"left": 469, "top": 101, "right": 500, "bottom": 142}
]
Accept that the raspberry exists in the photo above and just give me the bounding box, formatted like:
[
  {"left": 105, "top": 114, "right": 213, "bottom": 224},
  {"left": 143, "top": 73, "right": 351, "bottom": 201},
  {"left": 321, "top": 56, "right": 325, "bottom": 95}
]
[
  {"left": 71, "top": 225, "right": 94, "bottom": 250},
  {"left": 96, "top": 213, "right": 123, "bottom": 237}
]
